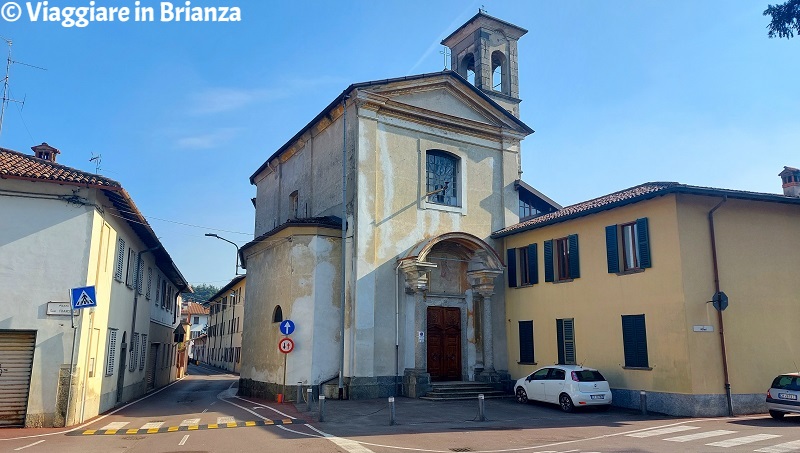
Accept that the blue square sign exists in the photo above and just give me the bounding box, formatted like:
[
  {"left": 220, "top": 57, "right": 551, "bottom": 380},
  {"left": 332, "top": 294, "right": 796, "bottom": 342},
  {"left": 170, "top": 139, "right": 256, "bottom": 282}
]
[{"left": 70, "top": 286, "right": 97, "bottom": 310}]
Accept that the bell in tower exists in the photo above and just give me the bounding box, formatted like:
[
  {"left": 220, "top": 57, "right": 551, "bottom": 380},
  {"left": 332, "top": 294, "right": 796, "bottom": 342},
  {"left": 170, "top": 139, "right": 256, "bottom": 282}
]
[{"left": 441, "top": 10, "right": 527, "bottom": 118}]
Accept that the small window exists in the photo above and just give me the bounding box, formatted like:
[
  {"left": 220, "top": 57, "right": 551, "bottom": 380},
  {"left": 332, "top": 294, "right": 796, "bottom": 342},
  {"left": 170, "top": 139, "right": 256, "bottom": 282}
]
[
  {"left": 621, "top": 314, "right": 649, "bottom": 368},
  {"left": 606, "top": 218, "right": 651, "bottom": 273},
  {"left": 426, "top": 150, "right": 459, "bottom": 207},
  {"left": 507, "top": 245, "right": 538, "bottom": 288},
  {"left": 273, "top": 305, "right": 283, "bottom": 323},
  {"left": 518, "top": 321, "right": 534, "bottom": 363},
  {"left": 289, "top": 190, "right": 299, "bottom": 219},
  {"left": 556, "top": 318, "right": 576, "bottom": 365},
  {"left": 193, "top": 316, "right": 199, "bottom": 325}
]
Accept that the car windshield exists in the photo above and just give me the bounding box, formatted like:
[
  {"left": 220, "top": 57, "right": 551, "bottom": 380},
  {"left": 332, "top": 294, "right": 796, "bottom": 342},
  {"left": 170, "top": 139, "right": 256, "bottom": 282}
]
[
  {"left": 574, "top": 370, "right": 606, "bottom": 382},
  {"left": 771, "top": 375, "right": 800, "bottom": 391}
]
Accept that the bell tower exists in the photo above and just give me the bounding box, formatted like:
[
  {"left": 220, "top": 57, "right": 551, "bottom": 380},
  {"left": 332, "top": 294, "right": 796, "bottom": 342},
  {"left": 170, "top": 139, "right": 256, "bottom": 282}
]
[{"left": 442, "top": 11, "right": 527, "bottom": 118}]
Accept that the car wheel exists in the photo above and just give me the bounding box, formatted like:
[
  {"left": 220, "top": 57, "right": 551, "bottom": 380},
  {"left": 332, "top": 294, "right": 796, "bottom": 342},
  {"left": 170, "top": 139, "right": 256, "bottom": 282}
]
[
  {"left": 559, "top": 393, "right": 575, "bottom": 413},
  {"left": 515, "top": 387, "right": 528, "bottom": 404},
  {"left": 769, "top": 410, "right": 785, "bottom": 420}
]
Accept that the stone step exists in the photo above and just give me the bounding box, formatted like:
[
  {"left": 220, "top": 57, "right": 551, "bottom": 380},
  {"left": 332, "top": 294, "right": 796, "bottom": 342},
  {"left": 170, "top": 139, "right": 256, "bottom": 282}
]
[
  {"left": 420, "top": 393, "right": 512, "bottom": 401},
  {"left": 425, "top": 390, "right": 507, "bottom": 398}
]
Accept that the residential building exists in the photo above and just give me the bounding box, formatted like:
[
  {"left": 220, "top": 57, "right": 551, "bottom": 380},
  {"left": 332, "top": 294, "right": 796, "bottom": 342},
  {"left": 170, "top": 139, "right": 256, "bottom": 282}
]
[
  {"left": 207, "top": 275, "right": 245, "bottom": 373},
  {"left": 239, "top": 12, "right": 557, "bottom": 400},
  {"left": 494, "top": 180, "right": 800, "bottom": 416},
  {"left": 0, "top": 144, "right": 189, "bottom": 427},
  {"left": 182, "top": 302, "right": 209, "bottom": 362}
]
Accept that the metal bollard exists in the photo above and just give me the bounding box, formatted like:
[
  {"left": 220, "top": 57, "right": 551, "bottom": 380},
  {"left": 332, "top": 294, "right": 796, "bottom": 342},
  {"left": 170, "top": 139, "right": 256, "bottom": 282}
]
[
  {"left": 389, "top": 396, "right": 396, "bottom": 425},
  {"left": 640, "top": 390, "right": 648, "bottom": 416},
  {"left": 307, "top": 388, "right": 313, "bottom": 411},
  {"left": 478, "top": 394, "right": 486, "bottom": 422},
  {"left": 296, "top": 382, "right": 302, "bottom": 403},
  {"left": 319, "top": 396, "right": 325, "bottom": 422}
]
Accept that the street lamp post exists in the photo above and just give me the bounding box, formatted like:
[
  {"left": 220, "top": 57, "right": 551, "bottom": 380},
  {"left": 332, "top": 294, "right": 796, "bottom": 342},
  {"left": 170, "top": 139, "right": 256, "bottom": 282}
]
[{"left": 205, "top": 233, "right": 240, "bottom": 276}]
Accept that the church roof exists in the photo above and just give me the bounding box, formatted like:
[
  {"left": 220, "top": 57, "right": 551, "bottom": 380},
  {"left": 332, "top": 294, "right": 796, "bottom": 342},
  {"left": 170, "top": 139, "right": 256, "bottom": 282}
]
[
  {"left": 249, "top": 70, "right": 533, "bottom": 184},
  {"left": 492, "top": 182, "right": 800, "bottom": 238},
  {"left": 441, "top": 11, "right": 528, "bottom": 45}
]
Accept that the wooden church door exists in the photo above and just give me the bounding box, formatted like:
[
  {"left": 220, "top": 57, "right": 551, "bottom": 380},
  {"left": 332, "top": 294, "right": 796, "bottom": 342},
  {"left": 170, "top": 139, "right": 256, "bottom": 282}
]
[{"left": 427, "top": 306, "right": 462, "bottom": 381}]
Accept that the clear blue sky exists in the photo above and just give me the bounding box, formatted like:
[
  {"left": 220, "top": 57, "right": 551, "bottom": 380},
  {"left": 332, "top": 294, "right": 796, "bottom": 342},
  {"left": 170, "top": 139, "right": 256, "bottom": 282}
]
[{"left": 2, "top": 1, "right": 797, "bottom": 290}]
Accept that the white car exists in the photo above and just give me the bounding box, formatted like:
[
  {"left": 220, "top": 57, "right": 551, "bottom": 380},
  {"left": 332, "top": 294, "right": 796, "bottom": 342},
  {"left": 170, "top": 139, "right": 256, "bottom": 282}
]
[
  {"left": 766, "top": 372, "right": 800, "bottom": 419},
  {"left": 514, "top": 365, "right": 612, "bottom": 412}
]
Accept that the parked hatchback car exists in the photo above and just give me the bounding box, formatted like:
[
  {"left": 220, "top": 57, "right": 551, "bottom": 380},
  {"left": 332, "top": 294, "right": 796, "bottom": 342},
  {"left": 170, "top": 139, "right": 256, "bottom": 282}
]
[
  {"left": 514, "top": 365, "right": 612, "bottom": 412},
  {"left": 766, "top": 372, "right": 800, "bottom": 419}
]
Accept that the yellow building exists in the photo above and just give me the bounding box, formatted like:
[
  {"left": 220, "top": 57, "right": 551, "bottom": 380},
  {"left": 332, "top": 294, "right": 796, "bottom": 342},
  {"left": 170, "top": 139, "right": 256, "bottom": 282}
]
[{"left": 494, "top": 181, "right": 800, "bottom": 416}]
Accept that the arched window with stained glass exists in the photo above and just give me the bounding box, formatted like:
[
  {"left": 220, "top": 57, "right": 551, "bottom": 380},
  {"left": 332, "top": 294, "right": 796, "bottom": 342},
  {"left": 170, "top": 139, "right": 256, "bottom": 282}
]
[{"left": 426, "top": 150, "right": 459, "bottom": 207}]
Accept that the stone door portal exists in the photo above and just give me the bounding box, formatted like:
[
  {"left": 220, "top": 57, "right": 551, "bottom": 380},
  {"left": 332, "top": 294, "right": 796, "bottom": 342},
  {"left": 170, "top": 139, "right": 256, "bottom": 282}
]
[{"left": 427, "top": 306, "right": 461, "bottom": 381}]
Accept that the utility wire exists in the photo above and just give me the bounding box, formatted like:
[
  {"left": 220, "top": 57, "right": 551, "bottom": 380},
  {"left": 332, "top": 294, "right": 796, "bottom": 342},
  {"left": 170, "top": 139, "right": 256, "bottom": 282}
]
[{"left": 9, "top": 89, "right": 34, "bottom": 144}]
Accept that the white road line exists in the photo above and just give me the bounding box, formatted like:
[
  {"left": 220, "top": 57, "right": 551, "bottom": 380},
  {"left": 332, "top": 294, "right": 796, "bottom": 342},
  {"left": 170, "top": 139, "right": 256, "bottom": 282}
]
[
  {"left": 755, "top": 440, "right": 800, "bottom": 453},
  {"left": 664, "top": 430, "right": 737, "bottom": 442},
  {"left": 234, "top": 396, "right": 296, "bottom": 419},
  {"left": 626, "top": 425, "right": 700, "bottom": 438},
  {"left": 217, "top": 416, "right": 236, "bottom": 424},
  {"left": 180, "top": 418, "right": 201, "bottom": 426},
  {"left": 706, "top": 434, "right": 782, "bottom": 448},
  {"left": 13, "top": 440, "right": 44, "bottom": 451},
  {"left": 140, "top": 422, "right": 164, "bottom": 429},
  {"left": 305, "top": 424, "right": 376, "bottom": 453},
  {"left": 99, "top": 421, "right": 129, "bottom": 430},
  {"left": 202, "top": 409, "right": 208, "bottom": 413},
  {"left": 179, "top": 434, "right": 189, "bottom": 446}
]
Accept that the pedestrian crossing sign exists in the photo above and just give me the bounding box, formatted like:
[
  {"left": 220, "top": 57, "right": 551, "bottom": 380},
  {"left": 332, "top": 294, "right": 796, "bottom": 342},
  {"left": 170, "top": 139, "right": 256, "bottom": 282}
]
[{"left": 70, "top": 285, "right": 97, "bottom": 310}]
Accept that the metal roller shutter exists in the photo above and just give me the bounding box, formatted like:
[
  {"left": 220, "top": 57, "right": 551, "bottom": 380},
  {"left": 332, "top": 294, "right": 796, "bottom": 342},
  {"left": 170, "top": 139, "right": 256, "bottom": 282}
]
[{"left": 0, "top": 330, "right": 36, "bottom": 427}]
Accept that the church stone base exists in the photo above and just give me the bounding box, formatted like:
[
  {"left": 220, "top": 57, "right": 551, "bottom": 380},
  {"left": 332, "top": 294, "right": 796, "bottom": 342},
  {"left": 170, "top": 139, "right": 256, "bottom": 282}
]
[{"left": 403, "top": 369, "right": 432, "bottom": 398}]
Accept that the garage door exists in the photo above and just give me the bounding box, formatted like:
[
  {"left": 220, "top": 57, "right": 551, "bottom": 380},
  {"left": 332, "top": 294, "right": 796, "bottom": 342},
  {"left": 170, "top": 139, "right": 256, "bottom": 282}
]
[{"left": 0, "top": 330, "right": 36, "bottom": 427}]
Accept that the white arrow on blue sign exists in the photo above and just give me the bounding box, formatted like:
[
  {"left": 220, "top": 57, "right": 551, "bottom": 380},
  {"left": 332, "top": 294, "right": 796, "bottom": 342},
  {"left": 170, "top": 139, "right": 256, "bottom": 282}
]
[
  {"left": 70, "top": 285, "right": 97, "bottom": 310},
  {"left": 280, "top": 319, "right": 295, "bottom": 335}
]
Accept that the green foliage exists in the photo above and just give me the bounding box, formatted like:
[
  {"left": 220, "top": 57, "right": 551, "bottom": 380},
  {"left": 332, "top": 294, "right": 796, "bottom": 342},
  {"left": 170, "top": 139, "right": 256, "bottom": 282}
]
[
  {"left": 182, "top": 283, "right": 220, "bottom": 303},
  {"left": 764, "top": 0, "right": 800, "bottom": 39}
]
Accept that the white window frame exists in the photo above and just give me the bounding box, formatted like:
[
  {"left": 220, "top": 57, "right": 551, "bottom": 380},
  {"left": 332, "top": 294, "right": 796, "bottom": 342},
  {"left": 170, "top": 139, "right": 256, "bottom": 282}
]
[{"left": 419, "top": 148, "right": 468, "bottom": 215}]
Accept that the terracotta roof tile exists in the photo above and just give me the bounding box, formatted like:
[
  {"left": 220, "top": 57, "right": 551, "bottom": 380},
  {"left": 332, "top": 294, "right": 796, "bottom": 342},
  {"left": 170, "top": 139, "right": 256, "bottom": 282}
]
[
  {"left": 184, "top": 302, "right": 209, "bottom": 316},
  {"left": 0, "top": 147, "right": 121, "bottom": 188}
]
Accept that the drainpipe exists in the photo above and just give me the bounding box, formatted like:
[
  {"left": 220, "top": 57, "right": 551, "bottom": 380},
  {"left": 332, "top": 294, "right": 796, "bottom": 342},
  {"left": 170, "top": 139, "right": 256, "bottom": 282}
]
[
  {"left": 395, "top": 260, "right": 402, "bottom": 394},
  {"left": 338, "top": 95, "right": 348, "bottom": 399},
  {"left": 708, "top": 196, "right": 733, "bottom": 417},
  {"left": 230, "top": 291, "right": 235, "bottom": 372}
]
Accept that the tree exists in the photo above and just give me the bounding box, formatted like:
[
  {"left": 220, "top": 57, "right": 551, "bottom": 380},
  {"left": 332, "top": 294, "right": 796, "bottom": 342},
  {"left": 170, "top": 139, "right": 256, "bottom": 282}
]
[
  {"left": 182, "top": 283, "right": 220, "bottom": 303},
  {"left": 764, "top": 0, "right": 800, "bottom": 39}
]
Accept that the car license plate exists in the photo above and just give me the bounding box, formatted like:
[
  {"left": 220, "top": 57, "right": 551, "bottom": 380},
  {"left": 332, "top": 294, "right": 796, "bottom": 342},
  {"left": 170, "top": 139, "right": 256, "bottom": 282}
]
[
  {"left": 778, "top": 393, "right": 798, "bottom": 400},
  {"left": 591, "top": 395, "right": 604, "bottom": 400}
]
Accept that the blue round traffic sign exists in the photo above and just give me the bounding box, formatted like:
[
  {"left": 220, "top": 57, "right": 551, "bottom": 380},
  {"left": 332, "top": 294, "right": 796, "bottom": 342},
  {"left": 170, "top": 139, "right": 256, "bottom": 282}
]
[{"left": 279, "top": 319, "right": 295, "bottom": 335}]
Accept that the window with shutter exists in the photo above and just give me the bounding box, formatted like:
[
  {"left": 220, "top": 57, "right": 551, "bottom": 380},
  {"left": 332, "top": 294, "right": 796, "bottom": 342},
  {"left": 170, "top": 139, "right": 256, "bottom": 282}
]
[
  {"left": 136, "top": 258, "right": 144, "bottom": 294},
  {"left": 507, "top": 249, "right": 517, "bottom": 287},
  {"left": 139, "top": 334, "right": 147, "bottom": 370},
  {"left": 114, "top": 239, "right": 125, "bottom": 281},
  {"left": 125, "top": 249, "right": 135, "bottom": 288},
  {"left": 129, "top": 332, "right": 139, "bottom": 371},
  {"left": 556, "top": 318, "right": 576, "bottom": 364},
  {"left": 544, "top": 240, "right": 554, "bottom": 282},
  {"left": 518, "top": 321, "right": 534, "bottom": 363},
  {"left": 621, "top": 314, "right": 649, "bottom": 368},
  {"left": 106, "top": 329, "right": 118, "bottom": 376},
  {"left": 606, "top": 218, "right": 651, "bottom": 273},
  {"left": 146, "top": 267, "right": 152, "bottom": 299}
]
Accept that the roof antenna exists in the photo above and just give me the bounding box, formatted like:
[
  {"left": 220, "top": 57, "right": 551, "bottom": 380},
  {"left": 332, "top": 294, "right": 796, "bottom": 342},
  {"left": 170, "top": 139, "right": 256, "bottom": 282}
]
[
  {"left": 0, "top": 37, "right": 46, "bottom": 139},
  {"left": 90, "top": 153, "right": 102, "bottom": 174}
]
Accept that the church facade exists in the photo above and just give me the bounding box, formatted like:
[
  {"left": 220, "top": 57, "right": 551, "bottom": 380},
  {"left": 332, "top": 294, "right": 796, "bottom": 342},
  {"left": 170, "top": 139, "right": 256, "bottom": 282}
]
[{"left": 239, "top": 13, "right": 553, "bottom": 399}]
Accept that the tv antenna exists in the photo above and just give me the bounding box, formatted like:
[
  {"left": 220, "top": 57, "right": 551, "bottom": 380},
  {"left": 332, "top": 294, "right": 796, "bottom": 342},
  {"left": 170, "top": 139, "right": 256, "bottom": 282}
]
[
  {"left": 0, "top": 37, "right": 46, "bottom": 139},
  {"left": 89, "top": 153, "right": 102, "bottom": 174}
]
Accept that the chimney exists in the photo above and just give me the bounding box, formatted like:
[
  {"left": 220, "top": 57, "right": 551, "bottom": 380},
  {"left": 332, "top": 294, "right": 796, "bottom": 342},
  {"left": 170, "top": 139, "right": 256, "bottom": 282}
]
[
  {"left": 31, "top": 142, "right": 60, "bottom": 163},
  {"left": 779, "top": 166, "right": 800, "bottom": 197}
]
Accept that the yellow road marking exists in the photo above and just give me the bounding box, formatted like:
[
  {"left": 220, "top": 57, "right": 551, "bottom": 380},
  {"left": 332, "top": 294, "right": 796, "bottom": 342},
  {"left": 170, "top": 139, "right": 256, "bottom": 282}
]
[
  {"left": 105, "top": 429, "right": 117, "bottom": 435},
  {"left": 126, "top": 429, "right": 139, "bottom": 434},
  {"left": 207, "top": 424, "right": 218, "bottom": 429},
  {"left": 168, "top": 426, "right": 179, "bottom": 432},
  {"left": 245, "top": 421, "right": 256, "bottom": 427},
  {"left": 226, "top": 422, "right": 237, "bottom": 428},
  {"left": 264, "top": 420, "right": 274, "bottom": 425},
  {"left": 147, "top": 428, "right": 159, "bottom": 434},
  {"left": 82, "top": 430, "right": 96, "bottom": 435},
  {"left": 282, "top": 418, "right": 293, "bottom": 424},
  {"left": 188, "top": 425, "right": 199, "bottom": 430}
]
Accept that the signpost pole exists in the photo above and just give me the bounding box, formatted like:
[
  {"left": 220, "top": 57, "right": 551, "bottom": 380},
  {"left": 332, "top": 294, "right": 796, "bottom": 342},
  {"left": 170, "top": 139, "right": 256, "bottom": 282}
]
[
  {"left": 282, "top": 352, "right": 287, "bottom": 403},
  {"left": 65, "top": 297, "right": 78, "bottom": 427}
]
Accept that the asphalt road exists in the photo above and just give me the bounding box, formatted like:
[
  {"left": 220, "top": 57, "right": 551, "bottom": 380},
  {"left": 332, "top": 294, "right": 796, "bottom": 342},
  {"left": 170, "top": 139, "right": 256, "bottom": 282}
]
[{"left": 2, "top": 364, "right": 800, "bottom": 453}]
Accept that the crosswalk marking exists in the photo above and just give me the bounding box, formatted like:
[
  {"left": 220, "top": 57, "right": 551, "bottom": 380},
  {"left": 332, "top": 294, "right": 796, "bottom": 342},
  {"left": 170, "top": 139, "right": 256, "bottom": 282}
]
[
  {"left": 626, "top": 425, "right": 700, "bottom": 438},
  {"left": 100, "top": 421, "right": 129, "bottom": 430},
  {"left": 755, "top": 440, "right": 800, "bottom": 453},
  {"left": 664, "top": 430, "right": 738, "bottom": 442},
  {"left": 217, "top": 416, "right": 236, "bottom": 424},
  {"left": 706, "top": 434, "right": 782, "bottom": 448},
  {"left": 180, "top": 418, "right": 201, "bottom": 426},
  {"left": 140, "top": 422, "right": 164, "bottom": 429}
]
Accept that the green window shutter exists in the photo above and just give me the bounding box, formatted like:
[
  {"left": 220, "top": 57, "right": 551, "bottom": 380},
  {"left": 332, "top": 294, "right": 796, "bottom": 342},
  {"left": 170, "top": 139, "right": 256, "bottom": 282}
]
[
  {"left": 527, "top": 243, "right": 538, "bottom": 285},
  {"left": 563, "top": 318, "right": 576, "bottom": 364},
  {"left": 636, "top": 218, "right": 651, "bottom": 268},
  {"left": 556, "top": 318, "right": 565, "bottom": 364},
  {"left": 568, "top": 234, "right": 580, "bottom": 279},
  {"left": 605, "top": 225, "right": 620, "bottom": 273},
  {"left": 621, "top": 314, "right": 649, "bottom": 367},
  {"left": 518, "top": 321, "right": 534, "bottom": 363},
  {"left": 507, "top": 248, "right": 517, "bottom": 288},
  {"left": 544, "top": 240, "right": 554, "bottom": 282}
]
